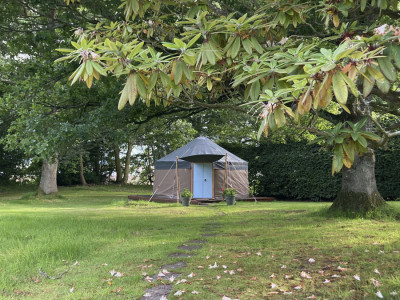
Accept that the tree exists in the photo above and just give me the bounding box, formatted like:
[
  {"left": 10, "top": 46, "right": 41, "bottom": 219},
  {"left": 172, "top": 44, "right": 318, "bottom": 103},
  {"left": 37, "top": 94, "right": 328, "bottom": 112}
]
[{"left": 58, "top": 1, "right": 400, "bottom": 213}]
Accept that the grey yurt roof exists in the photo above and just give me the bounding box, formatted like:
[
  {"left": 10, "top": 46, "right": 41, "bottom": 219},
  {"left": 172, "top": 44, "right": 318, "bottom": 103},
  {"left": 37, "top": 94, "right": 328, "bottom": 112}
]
[{"left": 155, "top": 136, "right": 248, "bottom": 169}]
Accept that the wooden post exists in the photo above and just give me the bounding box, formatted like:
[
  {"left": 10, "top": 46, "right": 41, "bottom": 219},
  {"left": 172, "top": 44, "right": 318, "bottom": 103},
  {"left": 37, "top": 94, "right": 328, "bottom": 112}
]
[
  {"left": 223, "top": 153, "right": 228, "bottom": 189},
  {"left": 176, "top": 156, "right": 181, "bottom": 203}
]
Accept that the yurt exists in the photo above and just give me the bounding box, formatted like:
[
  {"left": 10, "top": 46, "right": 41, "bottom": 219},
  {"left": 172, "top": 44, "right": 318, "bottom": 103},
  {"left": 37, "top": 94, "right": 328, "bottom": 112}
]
[{"left": 153, "top": 137, "right": 249, "bottom": 200}]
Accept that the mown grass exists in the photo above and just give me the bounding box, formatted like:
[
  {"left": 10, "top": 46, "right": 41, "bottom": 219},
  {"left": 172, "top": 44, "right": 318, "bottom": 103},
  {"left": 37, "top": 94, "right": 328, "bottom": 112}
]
[{"left": 0, "top": 185, "right": 399, "bottom": 299}]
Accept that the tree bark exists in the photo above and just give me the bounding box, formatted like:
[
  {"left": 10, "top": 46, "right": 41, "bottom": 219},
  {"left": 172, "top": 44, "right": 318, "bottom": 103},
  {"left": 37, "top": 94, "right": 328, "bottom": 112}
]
[
  {"left": 39, "top": 158, "right": 58, "bottom": 195},
  {"left": 114, "top": 146, "right": 123, "bottom": 183},
  {"left": 79, "top": 153, "right": 87, "bottom": 186},
  {"left": 123, "top": 138, "right": 133, "bottom": 184},
  {"left": 330, "top": 149, "right": 386, "bottom": 213}
]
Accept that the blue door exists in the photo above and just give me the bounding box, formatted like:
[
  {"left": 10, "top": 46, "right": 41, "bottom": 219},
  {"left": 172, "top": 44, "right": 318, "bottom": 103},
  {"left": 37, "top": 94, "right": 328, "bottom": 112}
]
[{"left": 193, "top": 163, "right": 213, "bottom": 198}]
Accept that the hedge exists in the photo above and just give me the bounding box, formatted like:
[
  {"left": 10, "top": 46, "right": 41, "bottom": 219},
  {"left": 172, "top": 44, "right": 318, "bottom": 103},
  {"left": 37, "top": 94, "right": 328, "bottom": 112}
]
[{"left": 222, "top": 141, "right": 400, "bottom": 201}]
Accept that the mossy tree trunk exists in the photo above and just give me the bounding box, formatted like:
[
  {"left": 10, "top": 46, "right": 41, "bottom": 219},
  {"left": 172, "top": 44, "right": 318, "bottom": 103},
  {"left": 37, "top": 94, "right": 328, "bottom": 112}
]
[
  {"left": 123, "top": 138, "right": 133, "bottom": 184},
  {"left": 39, "top": 158, "right": 58, "bottom": 195},
  {"left": 330, "top": 149, "right": 386, "bottom": 213}
]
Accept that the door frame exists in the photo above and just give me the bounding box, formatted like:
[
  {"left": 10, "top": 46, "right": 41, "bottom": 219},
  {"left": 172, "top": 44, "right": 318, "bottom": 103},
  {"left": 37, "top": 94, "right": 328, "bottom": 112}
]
[{"left": 191, "top": 162, "right": 214, "bottom": 198}]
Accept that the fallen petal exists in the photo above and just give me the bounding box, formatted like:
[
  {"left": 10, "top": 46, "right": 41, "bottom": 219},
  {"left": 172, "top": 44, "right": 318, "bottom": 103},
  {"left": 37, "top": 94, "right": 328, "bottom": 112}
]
[
  {"left": 308, "top": 258, "right": 315, "bottom": 263},
  {"left": 271, "top": 283, "right": 277, "bottom": 289},
  {"left": 143, "top": 292, "right": 151, "bottom": 297},
  {"left": 70, "top": 287, "right": 74, "bottom": 293},
  {"left": 256, "top": 252, "right": 262, "bottom": 256},
  {"left": 174, "top": 290, "right": 184, "bottom": 296},
  {"left": 371, "top": 278, "right": 382, "bottom": 287},
  {"left": 192, "top": 290, "right": 199, "bottom": 294},
  {"left": 162, "top": 269, "right": 170, "bottom": 274},
  {"left": 323, "top": 279, "right": 330, "bottom": 284},
  {"left": 354, "top": 275, "right": 360, "bottom": 281},
  {"left": 188, "top": 272, "right": 195, "bottom": 278},
  {"left": 270, "top": 274, "right": 275, "bottom": 278},
  {"left": 376, "top": 291, "right": 383, "bottom": 299},
  {"left": 390, "top": 291, "right": 398, "bottom": 296},
  {"left": 300, "top": 271, "right": 312, "bottom": 279},
  {"left": 281, "top": 265, "right": 287, "bottom": 269},
  {"left": 216, "top": 275, "right": 221, "bottom": 280},
  {"left": 294, "top": 286, "right": 302, "bottom": 290},
  {"left": 157, "top": 272, "right": 165, "bottom": 277},
  {"left": 229, "top": 270, "right": 235, "bottom": 275},
  {"left": 374, "top": 269, "right": 380, "bottom": 274},
  {"left": 222, "top": 265, "right": 227, "bottom": 269}
]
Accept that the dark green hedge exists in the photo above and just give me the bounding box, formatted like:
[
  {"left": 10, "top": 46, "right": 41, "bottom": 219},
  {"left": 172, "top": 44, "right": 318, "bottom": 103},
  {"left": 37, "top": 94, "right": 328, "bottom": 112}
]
[{"left": 222, "top": 141, "right": 400, "bottom": 201}]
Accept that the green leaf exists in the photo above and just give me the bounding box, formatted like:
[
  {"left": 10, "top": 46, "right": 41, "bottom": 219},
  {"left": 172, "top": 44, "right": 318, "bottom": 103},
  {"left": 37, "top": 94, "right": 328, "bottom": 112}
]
[
  {"left": 136, "top": 74, "right": 147, "bottom": 99},
  {"left": 71, "top": 63, "right": 85, "bottom": 85},
  {"left": 174, "top": 61, "right": 184, "bottom": 84},
  {"left": 354, "top": 118, "right": 367, "bottom": 131},
  {"left": 56, "top": 48, "right": 74, "bottom": 53},
  {"left": 363, "top": 72, "right": 375, "bottom": 97},
  {"left": 242, "top": 39, "right": 252, "bottom": 55},
  {"left": 332, "top": 72, "right": 348, "bottom": 104},
  {"left": 128, "top": 74, "right": 137, "bottom": 105},
  {"left": 357, "top": 135, "right": 368, "bottom": 148},
  {"left": 148, "top": 72, "right": 158, "bottom": 92},
  {"left": 230, "top": 37, "right": 241, "bottom": 59},
  {"left": 376, "top": 77, "right": 390, "bottom": 93},
  {"left": 187, "top": 33, "right": 201, "bottom": 48},
  {"left": 85, "top": 60, "right": 93, "bottom": 76},
  {"left": 249, "top": 80, "right": 261, "bottom": 101},
  {"left": 250, "top": 36, "right": 263, "bottom": 54},
  {"left": 378, "top": 57, "right": 397, "bottom": 82},
  {"left": 391, "top": 43, "right": 400, "bottom": 70},
  {"left": 361, "top": 132, "right": 381, "bottom": 141}
]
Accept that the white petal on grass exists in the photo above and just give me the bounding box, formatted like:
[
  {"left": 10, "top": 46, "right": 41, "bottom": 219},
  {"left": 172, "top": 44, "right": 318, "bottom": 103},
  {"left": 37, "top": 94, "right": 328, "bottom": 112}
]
[
  {"left": 256, "top": 252, "right": 262, "bottom": 256},
  {"left": 281, "top": 265, "right": 287, "bottom": 269},
  {"left": 209, "top": 262, "right": 218, "bottom": 269},
  {"left": 110, "top": 270, "right": 116, "bottom": 276},
  {"left": 374, "top": 269, "right": 380, "bottom": 274},
  {"left": 308, "top": 258, "right": 315, "bottom": 263},
  {"left": 222, "top": 265, "right": 227, "bottom": 269},
  {"left": 270, "top": 274, "right": 275, "bottom": 278},
  {"left": 365, "top": 249, "right": 370, "bottom": 253},
  {"left": 216, "top": 275, "right": 221, "bottom": 280},
  {"left": 70, "top": 287, "right": 75, "bottom": 293},
  {"left": 73, "top": 261, "right": 79, "bottom": 266},
  {"left": 332, "top": 275, "right": 341, "bottom": 278},
  {"left": 300, "top": 271, "right": 312, "bottom": 279},
  {"left": 162, "top": 269, "right": 170, "bottom": 274},
  {"left": 192, "top": 290, "right": 199, "bottom": 294},
  {"left": 102, "top": 263, "right": 108, "bottom": 266},
  {"left": 143, "top": 292, "right": 151, "bottom": 297},
  {"left": 169, "top": 276, "right": 175, "bottom": 283},
  {"left": 157, "top": 272, "right": 165, "bottom": 277},
  {"left": 206, "top": 255, "right": 210, "bottom": 260},
  {"left": 222, "top": 297, "right": 231, "bottom": 300},
  {"left": 376, "top": 291, "right": 383, "bottom": 299},
  {"left": 379, "top": 250, "right": 384, "bottom": 254},
  {"left": 229, "top": 270, "right": 235, "bottom": 275},
  {"left": 174, "top": 290, "right": 184, "bottom": 296},
  {"left": 323, "top": 279, "right": 331, "bottom": 284},
  {"left": 271, "top": 283, "right": 277, "bottom": 289},
  {"left": 115, "top": 272, "right": 123, "bottom": 277},
  {"left": 354, "top": 275, "right": 360, "bottom": 281},
  {"left": 144, "top": 276, "right": 152, "bottom": 282},
  {"left": 390, "top": 291, "right": 398, "bottom": 296},
  {"left": 294, "top": 286, "right": 302, "bottom": 290},
  {"left": 188, "top": 272, "right": 195, "bottom": 278},
  {"left": 219, "top": 255, "right": 223, "bottom": 258}
]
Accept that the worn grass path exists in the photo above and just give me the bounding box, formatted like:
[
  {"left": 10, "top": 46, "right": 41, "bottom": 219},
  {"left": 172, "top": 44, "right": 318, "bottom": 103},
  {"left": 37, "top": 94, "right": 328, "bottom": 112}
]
[{"left": 0, "top": 185, "right": 399, "bottom": 299}]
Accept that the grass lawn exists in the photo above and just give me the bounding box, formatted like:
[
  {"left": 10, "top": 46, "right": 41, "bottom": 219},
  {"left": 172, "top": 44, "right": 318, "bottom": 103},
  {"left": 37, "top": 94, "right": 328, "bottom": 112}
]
[{"left": 0, "top": 185, "right": 399, "bottom": 299}]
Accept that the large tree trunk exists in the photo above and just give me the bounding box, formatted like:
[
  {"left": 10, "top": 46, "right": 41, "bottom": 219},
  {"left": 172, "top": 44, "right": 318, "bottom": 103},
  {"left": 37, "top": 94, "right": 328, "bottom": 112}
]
[
  {"left": 79, "top": 153, "right": 87, "bottom": 186},
  {"left": 123, "top": 138, "right": 133, "bottom": 184},
  {"left": 330, "top": 149, "right": 386, "bottom": 213},
  {"left": 39, "top": 158, "right": 58, "bottom": 195},
  {"left": 114, "top": 146, "right": 123, "bottom": 183}
]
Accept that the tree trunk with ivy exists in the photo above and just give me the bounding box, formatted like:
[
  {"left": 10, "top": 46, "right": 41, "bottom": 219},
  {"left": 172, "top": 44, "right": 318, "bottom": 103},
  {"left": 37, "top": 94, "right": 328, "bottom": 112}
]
[{"left": 330, "top": 149, "right": 386, "bottom": 213}]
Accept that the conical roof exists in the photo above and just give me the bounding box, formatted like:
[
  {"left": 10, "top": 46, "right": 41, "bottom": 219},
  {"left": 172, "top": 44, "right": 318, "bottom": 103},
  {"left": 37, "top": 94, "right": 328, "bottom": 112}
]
[{"left": 156, "top": 136, "right": 247, "bottom": 164}]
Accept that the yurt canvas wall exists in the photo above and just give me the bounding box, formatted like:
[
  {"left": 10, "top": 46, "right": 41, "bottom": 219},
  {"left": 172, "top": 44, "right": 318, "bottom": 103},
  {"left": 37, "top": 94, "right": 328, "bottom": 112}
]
[{"left": 153, "top": 137, "right": 249, "bottom": 200}]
